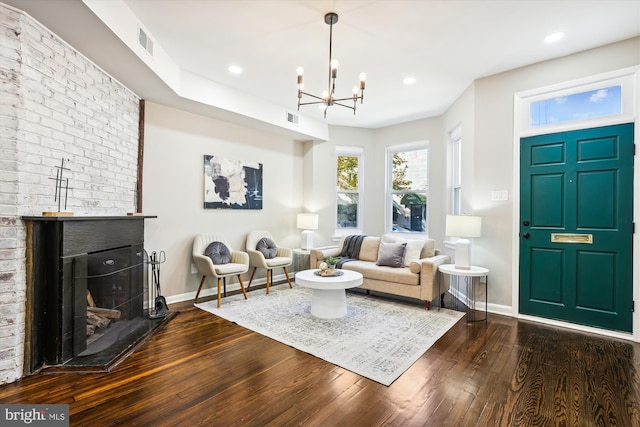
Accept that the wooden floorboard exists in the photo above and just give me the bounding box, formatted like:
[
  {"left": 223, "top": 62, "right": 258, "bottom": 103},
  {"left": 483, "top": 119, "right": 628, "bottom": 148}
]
[{"left": 1, "top": 294, "right": 639, "bottom": 427}]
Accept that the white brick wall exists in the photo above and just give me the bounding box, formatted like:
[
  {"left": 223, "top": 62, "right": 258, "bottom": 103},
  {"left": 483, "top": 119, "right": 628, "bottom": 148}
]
[{"left": 0, "top": 4, "right": 140, "bottom": 384}]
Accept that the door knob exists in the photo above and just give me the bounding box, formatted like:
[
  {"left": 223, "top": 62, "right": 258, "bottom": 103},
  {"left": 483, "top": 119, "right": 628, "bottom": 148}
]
[{"left": 522, "top": 232, "right": 530, "bottom": 239}]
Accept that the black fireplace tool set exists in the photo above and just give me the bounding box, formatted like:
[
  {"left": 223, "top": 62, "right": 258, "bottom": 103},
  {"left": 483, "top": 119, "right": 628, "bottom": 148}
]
[{"left": 148, "top": 250, "right": 169, "bottom": 318}]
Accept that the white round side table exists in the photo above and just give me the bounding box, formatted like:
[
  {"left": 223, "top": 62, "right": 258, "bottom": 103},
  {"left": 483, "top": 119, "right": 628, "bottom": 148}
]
[{"left": 438, "top": 264, "right": 489, "bottom": 322}]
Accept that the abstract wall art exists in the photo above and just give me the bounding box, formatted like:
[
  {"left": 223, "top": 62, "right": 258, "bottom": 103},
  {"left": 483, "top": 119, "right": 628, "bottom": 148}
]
[{"left": 203, "top": 155, "right": 263, "bottom": 209}]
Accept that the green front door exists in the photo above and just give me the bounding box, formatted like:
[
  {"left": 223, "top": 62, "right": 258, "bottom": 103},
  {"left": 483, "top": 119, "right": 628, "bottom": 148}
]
[{"left": 519, "top": 123, "right": 634, "bottom": 332}]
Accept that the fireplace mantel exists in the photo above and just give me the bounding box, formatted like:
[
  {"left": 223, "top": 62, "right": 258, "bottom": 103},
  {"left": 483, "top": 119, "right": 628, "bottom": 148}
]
[
  {"left": 22, "top": 215, "right": 158, "bottom": 374},
  {"left": 22, "top": 215, "right": 157, "bottom": 221}
]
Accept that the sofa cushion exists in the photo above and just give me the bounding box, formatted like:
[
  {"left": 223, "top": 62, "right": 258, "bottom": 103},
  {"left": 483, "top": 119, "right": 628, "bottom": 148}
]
[
  {"left": 338, "top": 235, "right": 380, "bottom": 262},
  {"left": 420, "top": 239, "right": 436, "bottom": 258},
  {"left": 376, "top": 241, "right": 407, "bottom": 268},
  {"left": 359, "top": 236, "right": 381, "bottom": 262},
  {"left": 341, "top": 260, "right": 420, "bottom": 286}
]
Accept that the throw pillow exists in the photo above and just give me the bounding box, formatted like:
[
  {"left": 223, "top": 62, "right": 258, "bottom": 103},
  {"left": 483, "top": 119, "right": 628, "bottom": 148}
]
[
  {"left": 397, "top": 238, "right": 425, "bottom": 266},
  {"left": 256, "top": 237, "right": 277, "bottom": 259},
  {"left": 376, "top": 241, "right": 407, "bottom": 268},
  {"left": 205, "top": 241, "right": 231, "bottom": 265}
]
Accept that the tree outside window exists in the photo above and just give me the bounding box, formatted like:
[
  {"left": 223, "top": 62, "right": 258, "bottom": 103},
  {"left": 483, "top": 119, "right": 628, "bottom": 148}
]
[
  {"left": 388, "top": 146, "right": 428, "bottom": 233},
  {"left": 337, "top": 154, "right": 361, "bottom": 229}
]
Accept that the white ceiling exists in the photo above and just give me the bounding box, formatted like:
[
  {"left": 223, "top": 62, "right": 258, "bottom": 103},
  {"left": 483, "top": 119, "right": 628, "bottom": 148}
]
[{"left": 5, "top": 0, "right": 640, "bottom": 129}]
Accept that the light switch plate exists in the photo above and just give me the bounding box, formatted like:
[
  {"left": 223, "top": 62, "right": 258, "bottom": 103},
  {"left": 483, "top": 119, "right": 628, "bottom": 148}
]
[{"left": 491, "top": 190, "right": 509, "bottom": 201}]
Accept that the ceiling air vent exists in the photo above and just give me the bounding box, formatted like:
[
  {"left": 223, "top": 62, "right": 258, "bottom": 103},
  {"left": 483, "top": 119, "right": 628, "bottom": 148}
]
[
  {"left": 138, "top": 26, "right": 154, "bottom": 56},
  {"left": 286, "top": 111, "right": 299, "bottom": 125}
]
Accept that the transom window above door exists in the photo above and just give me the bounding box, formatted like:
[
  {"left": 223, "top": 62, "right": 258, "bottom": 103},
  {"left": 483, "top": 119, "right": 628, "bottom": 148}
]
[{"left": 530, "top": 85, "right": 621, "bottom": 128}]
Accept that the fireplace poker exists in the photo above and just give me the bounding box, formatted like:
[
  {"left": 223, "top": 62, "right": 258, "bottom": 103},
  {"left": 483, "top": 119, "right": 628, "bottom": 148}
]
[{"left": 152, "top": 251, "right": 168, "bottom": 316}]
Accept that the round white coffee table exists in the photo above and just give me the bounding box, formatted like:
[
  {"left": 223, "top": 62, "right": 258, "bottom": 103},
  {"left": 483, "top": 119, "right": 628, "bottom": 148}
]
[{"left": 295, "top": 269, "right": 363, "bottom": 318}]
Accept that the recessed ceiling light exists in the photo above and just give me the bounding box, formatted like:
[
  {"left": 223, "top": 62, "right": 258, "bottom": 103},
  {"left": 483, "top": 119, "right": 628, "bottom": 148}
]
[
  {"left": 403, "top": 76, "right": 416, "bottom": 85},
  {"left": 228, "top": 65, "right": 243, "bottom": 74},
  {"left": 544, "top": 31, "right": 565, "bottom": 43}
]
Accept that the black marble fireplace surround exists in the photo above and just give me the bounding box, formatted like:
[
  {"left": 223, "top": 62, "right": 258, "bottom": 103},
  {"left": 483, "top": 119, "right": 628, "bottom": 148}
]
[{"left": 22, "top": 215, "right": 162, "bottom": 374}]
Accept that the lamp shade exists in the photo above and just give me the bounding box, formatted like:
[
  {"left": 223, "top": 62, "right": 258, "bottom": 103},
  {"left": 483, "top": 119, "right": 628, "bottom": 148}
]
[
  {"left": 445, "top": 215, "right": 482, "bottom": 238},
  {"left": 297, "top": 213, "right": 318, "bottom": 230}
]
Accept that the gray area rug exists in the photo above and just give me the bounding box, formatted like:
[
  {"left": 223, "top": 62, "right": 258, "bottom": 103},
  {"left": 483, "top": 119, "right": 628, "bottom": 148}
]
[{"left": 195, "top": 284, "right": 464, "bottom": 386}]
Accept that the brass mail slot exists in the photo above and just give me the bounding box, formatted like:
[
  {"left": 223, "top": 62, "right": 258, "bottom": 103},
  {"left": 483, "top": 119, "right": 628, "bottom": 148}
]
[{"left": 551, "top": 233, "right": 593, "bottom": 244}]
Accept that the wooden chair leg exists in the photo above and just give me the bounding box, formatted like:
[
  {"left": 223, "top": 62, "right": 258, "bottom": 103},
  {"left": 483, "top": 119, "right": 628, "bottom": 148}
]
[
  {"left": 238, "top": 275, "right": 247, "bottom": 300},
  {"left": 247, "top": 267, "right": 257, "bottom": 288},
  {"left": 195, "top": 276, "right": 206, "bottom": 303},
  {"left": 223, "top": 277, "right": 227, "bottom": 296},
  {"left": 265, "top": 269, "right": 271, "bottom": 295},
  {"left": 283, "top": 267, "right": 292, "bottom": 288},
  {"left": 217, "top": 278, "right": 222, "bottom": 308}
]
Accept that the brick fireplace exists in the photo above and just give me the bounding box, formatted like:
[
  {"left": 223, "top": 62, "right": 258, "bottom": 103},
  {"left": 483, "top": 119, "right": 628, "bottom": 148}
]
[
  {"left": 0, "top": 5, "right": 140, "bottom": 383},
  {"left": 23, "top": 216, "right": 159, "bottom": 373}
]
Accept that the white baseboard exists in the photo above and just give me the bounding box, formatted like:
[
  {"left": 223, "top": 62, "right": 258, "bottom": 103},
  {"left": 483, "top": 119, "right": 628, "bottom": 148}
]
[
  {"left": 446, "top": 287, "right": 511, "bottom": 317},
  {"left": 165, "top": 273, "right": 289, "bottom": 305}
]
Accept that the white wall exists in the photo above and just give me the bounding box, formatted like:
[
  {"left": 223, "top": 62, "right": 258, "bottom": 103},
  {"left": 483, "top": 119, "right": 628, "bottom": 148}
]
[
  {"left": 472, "top": 38, "right": 640, "bottom": 310},
  {"left": 141, "top": 102, "right": 304, "bottom": 301}
]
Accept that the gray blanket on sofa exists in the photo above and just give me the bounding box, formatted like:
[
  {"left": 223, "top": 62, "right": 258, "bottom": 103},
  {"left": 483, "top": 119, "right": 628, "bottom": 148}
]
[{"left": 336, "top": 235, "right": 366, "bottom": 268}]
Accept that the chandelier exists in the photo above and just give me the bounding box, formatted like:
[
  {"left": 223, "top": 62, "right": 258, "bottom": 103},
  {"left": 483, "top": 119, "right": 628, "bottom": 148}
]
[{"left": 296, "top": 12, "right": 367, "bottom": 118}]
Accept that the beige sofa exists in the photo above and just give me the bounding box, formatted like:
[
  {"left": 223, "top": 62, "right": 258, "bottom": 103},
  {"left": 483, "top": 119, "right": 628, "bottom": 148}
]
[{"left": 309, "top": 234, "right": 450, "bottom": 309}]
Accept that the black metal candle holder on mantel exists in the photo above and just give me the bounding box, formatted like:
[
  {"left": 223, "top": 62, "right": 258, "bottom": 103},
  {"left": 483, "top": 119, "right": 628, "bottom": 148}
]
[{"left": 42, "top": 158, "right": 73, "bottom": 217}]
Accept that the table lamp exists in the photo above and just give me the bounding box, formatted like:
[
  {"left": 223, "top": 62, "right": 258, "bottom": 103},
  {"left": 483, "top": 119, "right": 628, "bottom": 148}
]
[
  {"left": 445, "top": 215, "right": 482, "bottom": 269},
  {"left": 297, "top": 213, "right": 319, "bottom": 250}
]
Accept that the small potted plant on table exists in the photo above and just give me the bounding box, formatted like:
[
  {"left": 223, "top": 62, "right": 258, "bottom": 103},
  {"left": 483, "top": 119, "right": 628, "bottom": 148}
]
[{"left": 325, "top": 256, "right": 338, "bottom": 270}]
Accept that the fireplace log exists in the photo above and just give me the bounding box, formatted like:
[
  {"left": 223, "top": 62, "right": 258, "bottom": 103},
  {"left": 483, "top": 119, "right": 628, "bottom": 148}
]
[
  {"left": 87, "top": 306, "right": 121, "bottom": 319},
  {"left": 87, "top": 324, "right": 96, "bottom": 336},
  {"left": 87, "top": 311, "right": 111, "bottom": 329},
  {"left": 87, "top": 290, "right": 96, "bottom": 307}
]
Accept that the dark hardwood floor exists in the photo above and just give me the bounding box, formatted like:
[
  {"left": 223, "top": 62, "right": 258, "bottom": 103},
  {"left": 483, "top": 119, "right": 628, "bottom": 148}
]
[{"left": 1, "top": 290, "right": 639, "bottom": 426}]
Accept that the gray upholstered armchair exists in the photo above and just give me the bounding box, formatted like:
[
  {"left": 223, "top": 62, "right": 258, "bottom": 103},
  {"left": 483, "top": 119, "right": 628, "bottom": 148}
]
[
  {"left": 245, "top": 230, "right": 293, "bottom": 294},
  {"left": 192, "top": 233, "right": 249, "bottom": 307}
]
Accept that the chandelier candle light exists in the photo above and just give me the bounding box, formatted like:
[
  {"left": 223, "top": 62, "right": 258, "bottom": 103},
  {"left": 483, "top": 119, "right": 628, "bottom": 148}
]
[{"left": 296, "top": 12, "right": 367, "bottom": 118}]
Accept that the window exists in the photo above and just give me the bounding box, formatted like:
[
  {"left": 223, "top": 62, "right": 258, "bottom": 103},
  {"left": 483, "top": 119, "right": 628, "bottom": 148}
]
[
  {"left": 530, "top": 85, "right": 622, "bottom": 127},
  {"left": 518, "top": 70, "right": 635, "bottom": 136},
  {"left": 451, "top": 126, "right": 462, "bottom": 215},
  {"left": 336, "top": 147, "right": 363, "bottom": 231},
  {"left": 387, "top": 143, "right": 428, "bottom": 233}
]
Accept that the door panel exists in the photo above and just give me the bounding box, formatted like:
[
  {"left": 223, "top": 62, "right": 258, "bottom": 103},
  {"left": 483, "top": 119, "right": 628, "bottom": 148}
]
[
  {"left": 528, "top": 248, "right": 564, "bottom": 304},
  {"left": 520, "top": 123, "right": 634, "bottom": 332},
  {"left": 576, "top": 250, "right": 615, "bottom": 311},
  {"left": 531, "top": 174, "right": 564, "bottom": 226},
  {"left": 578, "top": 170, "right": 616, "bottom": 228}
]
